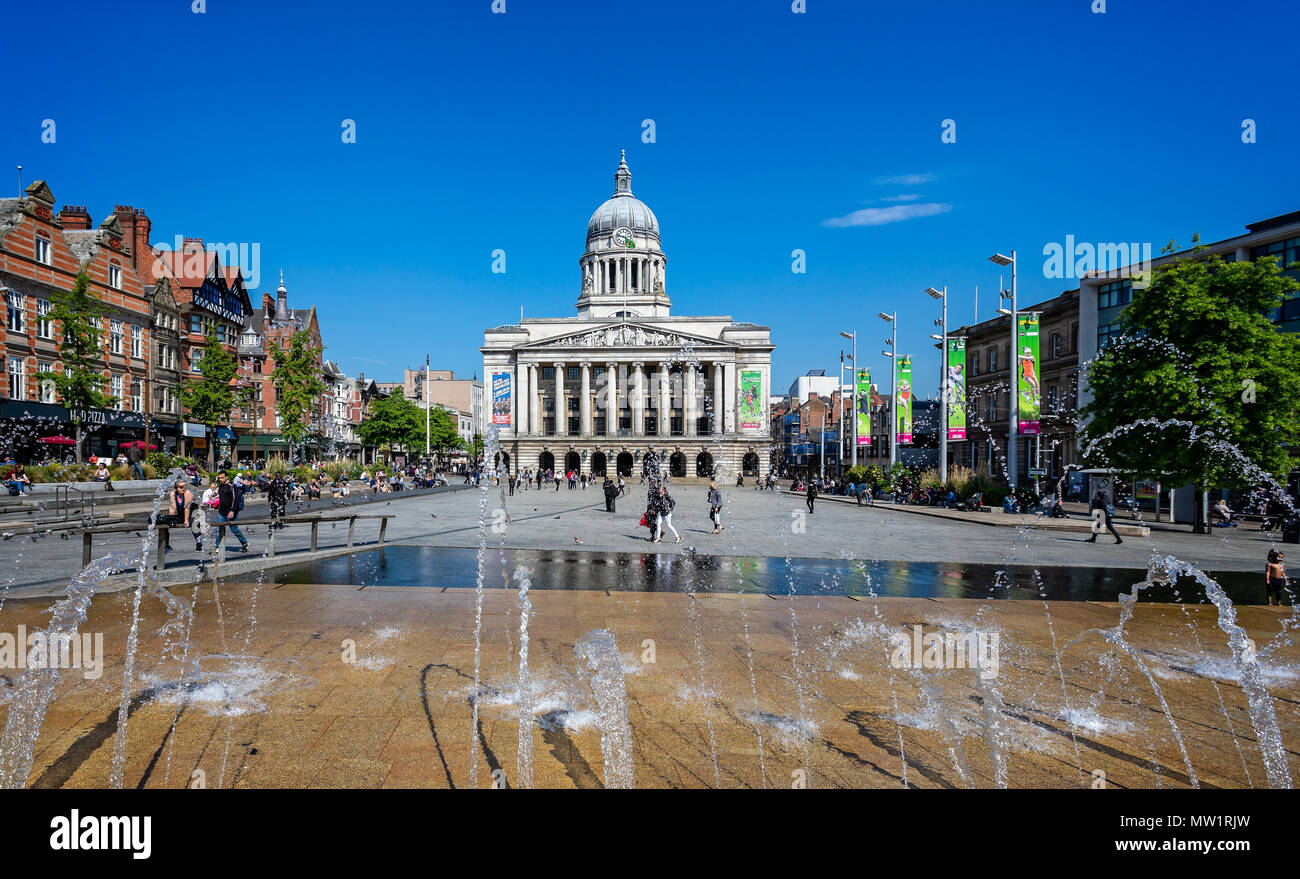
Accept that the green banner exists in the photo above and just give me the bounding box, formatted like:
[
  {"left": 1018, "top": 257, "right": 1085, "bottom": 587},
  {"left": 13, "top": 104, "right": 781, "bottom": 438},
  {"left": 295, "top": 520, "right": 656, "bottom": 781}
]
[
  {"left": 739, "top": 370, "right": 762, "bottom": 429},
  {"left": 1017, "top": 314, "right": 1041, "bottom": 435},
  {"left": 855, "top": 368, "right": 871, "bottom": 446},
  {"left": 946, "top": 338, "right": 967, "bottom": 441},
  {"left": 896, "top": 355, "right": 913, "bottom": 445}
]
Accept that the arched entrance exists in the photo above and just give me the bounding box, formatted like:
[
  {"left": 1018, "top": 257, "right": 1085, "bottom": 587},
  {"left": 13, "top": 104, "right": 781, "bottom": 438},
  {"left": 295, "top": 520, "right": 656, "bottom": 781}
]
[
  {"left": 616, "top": 452, "right": 634, "bottom": 477},
  {"left": 591, "top": 451, "right": 607, "bottom": 476},
  {"left": 669, "top": 452, "right": 687, "bottom": 478},
  {"left": 539, "top": 451, "right": 555, "bottom": 472},
  {"left": 564, "top": 451, "right": 581, "bottom": 474},
  {"left": 494, "top": 451, "right": 510, "bottom": 472},
  {"left": 695, "top": 451, "right": 714, "bottom": 477},
  {"left": 742, "top": 451, "right": 759, "bottom": 476}
]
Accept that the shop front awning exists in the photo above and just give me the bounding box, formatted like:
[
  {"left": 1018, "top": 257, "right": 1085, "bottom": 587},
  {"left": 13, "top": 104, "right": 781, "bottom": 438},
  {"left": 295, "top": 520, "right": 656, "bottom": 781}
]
[{"left": 216, "top": 427, "right": 238, "bottom": 441}]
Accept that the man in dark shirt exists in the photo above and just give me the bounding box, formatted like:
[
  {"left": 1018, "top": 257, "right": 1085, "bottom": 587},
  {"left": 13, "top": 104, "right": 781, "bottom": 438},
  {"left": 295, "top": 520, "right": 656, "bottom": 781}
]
[{"left": 215, "top": 471, "right": 249, "bottom": 553}]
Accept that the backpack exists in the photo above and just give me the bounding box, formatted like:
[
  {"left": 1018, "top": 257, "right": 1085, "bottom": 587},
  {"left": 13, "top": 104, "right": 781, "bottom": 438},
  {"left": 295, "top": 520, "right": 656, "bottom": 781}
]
[{"left": 233, "top": 484, "right": 245, "bottom": 512}]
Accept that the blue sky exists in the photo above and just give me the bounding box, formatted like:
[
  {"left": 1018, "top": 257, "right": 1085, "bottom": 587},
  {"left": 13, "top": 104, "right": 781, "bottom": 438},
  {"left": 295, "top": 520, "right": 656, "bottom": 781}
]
[{"left": 6, "top": 0, "right": 1297, "bottom": 395}]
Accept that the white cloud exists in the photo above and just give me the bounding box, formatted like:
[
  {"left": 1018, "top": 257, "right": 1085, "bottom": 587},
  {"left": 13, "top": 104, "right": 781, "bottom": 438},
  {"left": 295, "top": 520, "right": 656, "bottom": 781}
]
[
  {"left": 873, "top": 173, "right": 937, "bottom": 186},
  {"left": 823, "top": 202, "right": 952, "bottom": 228},
  {"left": 882, "top": 193, "right": 921, "bottom": 203}
]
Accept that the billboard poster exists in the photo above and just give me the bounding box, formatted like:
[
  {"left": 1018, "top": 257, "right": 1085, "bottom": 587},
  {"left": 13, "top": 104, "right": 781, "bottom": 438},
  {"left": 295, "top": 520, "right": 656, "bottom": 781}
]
[
  {"left": 855, "top": 368, "right": 872, "bottom": 446},
  {"left": 895, "top": 355, "right": 913, "bottom": 445},
  {"left": 946, "top": 338, "right": 967, "bottom": 441},
  {"left": 491, "top": 371, "right": 512, "bottom": 426},
  {"left": 1017, "top": 313, "right": 1041, "bottom": 435},
  {"left": 739, "top": 370, "right": 762, "bottom": 429}
]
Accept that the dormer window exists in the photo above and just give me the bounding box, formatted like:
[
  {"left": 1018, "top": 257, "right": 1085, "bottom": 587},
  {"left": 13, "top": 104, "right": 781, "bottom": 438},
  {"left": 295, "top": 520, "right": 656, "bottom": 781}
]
[
  {"left": 35, "top": 236, "right": 52, "bottom": 265},
  {"left": 109, "top": 264, "right": 122, "bottom": 289}
]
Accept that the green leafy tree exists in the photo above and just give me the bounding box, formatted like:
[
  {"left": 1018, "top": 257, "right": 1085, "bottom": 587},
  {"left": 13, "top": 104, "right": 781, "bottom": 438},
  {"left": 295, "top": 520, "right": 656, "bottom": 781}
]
[
  {"left": 426, "top": 406, "right": 465, "bottom": 464},
  {"left": 269, "top": 329, "right": 325, "bottom": 462},
  {"left": 355, "top": 392, "right": 425, "bottom": 454},
  {"left": 1080, "top": 246, "right": 1300, "bottom": 516},
  {"left": 36, "top": 270, "right": 115, "bottom": 463},
  {"left": 180, "top": 326, "right": 238, "bottom": 469}
]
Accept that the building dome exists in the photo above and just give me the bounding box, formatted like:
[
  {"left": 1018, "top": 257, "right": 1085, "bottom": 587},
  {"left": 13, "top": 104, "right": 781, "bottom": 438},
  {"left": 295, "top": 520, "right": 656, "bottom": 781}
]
[{"left": 585, "top": 151, "right": 660, "bottom": 249}]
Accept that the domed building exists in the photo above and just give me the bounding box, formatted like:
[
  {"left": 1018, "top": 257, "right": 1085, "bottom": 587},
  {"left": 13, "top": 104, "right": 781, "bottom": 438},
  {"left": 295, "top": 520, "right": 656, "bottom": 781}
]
[{"left": 481, "top": 152, "right": 773, "bottom": 481}]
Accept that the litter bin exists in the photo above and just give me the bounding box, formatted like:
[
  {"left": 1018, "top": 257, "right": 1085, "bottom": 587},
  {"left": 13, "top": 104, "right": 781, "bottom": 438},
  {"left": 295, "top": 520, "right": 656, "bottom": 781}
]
[{"left": 1283, "top": 516, "right": 1300, "bottom": 545}]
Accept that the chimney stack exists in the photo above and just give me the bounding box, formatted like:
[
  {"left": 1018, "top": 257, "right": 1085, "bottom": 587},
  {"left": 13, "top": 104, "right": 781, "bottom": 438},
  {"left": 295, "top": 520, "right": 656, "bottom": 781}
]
[
  {"left": 112, "top": 205, "right": 152, "bottom": 278},
  {"left": 58, "top": 205, "right": 92, "bottom": 230}
]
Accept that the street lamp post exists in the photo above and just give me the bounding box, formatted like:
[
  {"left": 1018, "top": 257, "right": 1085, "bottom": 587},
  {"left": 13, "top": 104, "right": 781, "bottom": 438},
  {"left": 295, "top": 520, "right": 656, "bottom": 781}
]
[
  {"left": 924, "top": 286, "right": 948, "bottom": 482},
  {"left": 879, "top": 311, "right": 897, "bottom": 467},
  {"left": 839, "top": 330, "right": 857, "bottom": 469},
  {"left": 990, "top": 252, "right": 1018, "bottom": 489}
]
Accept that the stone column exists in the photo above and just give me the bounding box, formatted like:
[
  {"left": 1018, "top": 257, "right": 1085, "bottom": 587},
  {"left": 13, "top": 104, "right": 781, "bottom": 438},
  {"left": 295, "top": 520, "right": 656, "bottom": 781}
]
[
  {"left": 606, "top": 361, "right": 618, "bottom": 437},
  {"left": 579, "top": 360, "right": 592, "bottom": 436},
  {"left": 553, "top": 361, "right": 566, "bottom": 437},
  {"left": 713, "top": 362, "right": 724, "bottom": 435},
  {"left": 724, "top": 361, "right": 736, "bottom": 434},
  {"left": 684, "top": 366, "right": 697, "bottom": 437},
  {"left": 632, "top": 361, "right": 645, "bottom": 436},
  {"left": 658, "top": 364, "right": 670, "bottom": 437},
  {"left": 513, "top": 361, "right": 523, "bottom": 436},
  {"left": 526, "top": 364, "right": 539, "bottom": 436}
]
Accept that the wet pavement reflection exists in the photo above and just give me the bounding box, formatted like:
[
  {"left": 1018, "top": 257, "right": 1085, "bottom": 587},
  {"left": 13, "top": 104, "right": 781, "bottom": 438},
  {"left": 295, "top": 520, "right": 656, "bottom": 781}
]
[{"left": 271, "top": 545, "right": 1269, "bottom": 604}]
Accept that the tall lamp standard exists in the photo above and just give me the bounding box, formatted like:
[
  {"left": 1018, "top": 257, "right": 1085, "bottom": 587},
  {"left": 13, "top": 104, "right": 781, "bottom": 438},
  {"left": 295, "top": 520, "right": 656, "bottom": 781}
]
[
  {"left": 923, "top": 286, "right": 948, "bottom": 481},
  {"left": 879, "top": 311, "right": 897, "bottom": 467},
  {"left": 989, "top": 251, "right": 1018, "bottom": 489},
  {"left": 839, "top": 330, "right": 857, "bottom": 469}
]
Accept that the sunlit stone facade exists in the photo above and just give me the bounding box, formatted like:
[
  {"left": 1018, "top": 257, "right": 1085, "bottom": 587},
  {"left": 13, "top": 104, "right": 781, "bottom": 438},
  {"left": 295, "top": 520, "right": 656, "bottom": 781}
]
[{"left": 482, "top": 153, "right": 773, "bottom": 480}]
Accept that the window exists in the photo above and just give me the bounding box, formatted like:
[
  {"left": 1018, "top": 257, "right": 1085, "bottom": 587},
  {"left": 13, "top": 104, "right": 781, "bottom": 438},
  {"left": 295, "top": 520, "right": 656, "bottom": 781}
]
[
  {"left": 988, "top": 395, "right": 997, "bottom": 421},
  {"left": 36, "top": 299, "right": 52, "bottom": 339},
  {"left": 1047, "top": 385, "right": 1059, "bottom": 411},
  {"left": 1097, "top": 280, "right": 1132, "bottom": 309},
  {"left": 131, "top": 324, "right": 142, "bottom": 358},
  {"left": 110, "top": 319, "right": 124, "bottom": 354},
  {"left": 36, "top": 361, "right": 54, "bottom": 403},
  {"left": 1070, "top": 323, "right": 1078, "bottom": 353},
  {"left": 109, "top": 264, "right": 122, "bottom": 290},
  {"left": 970, "top": 351, "right": 980, "bottom": 376},
  {"left": 593, "top": 366, "right": 605, "bottom": 378},
  {"left": 191, "top": 314, "right": 202, "bottom": 334},
  {"left": 988, "top": 348, "right": 998, "bottom": 372},
  {"left": 252, "top": 359, "right": 263, "bottom": 374},
  {"left": 35, "top": 236, "right": 52, "bottom": 265},
  {"left": 5, "top": 291, "right": 23, "bottom": 332},
  {"left": 111, "top": 374, "right": 123, "bottom": 404},
  {"left": 1098, "top": 323, "right": 1123, "bottom": 349},
  {"left": 131, "top": 380, "right": 142, "bottom": 412},
  {"left": 542, "top": 366, "right": 554, "bottom": 380},
  {"left": 567, "top": 366, "right": 579, "bottom": 381},
  {"left": 191, "top": 348, "right": 204, "bottom": 369},
  {"left": 1252, "top": 237, "right": 1300, "bottom": 269},
  {"left": 7, "top": 357, "right": 24, "bottom": 399}
]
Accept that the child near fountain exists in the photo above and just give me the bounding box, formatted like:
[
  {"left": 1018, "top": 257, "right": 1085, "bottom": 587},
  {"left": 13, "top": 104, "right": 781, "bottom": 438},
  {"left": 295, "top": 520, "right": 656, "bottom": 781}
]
[{"left": 1266, "top": 550, "right": 1288, "bottom": 607}]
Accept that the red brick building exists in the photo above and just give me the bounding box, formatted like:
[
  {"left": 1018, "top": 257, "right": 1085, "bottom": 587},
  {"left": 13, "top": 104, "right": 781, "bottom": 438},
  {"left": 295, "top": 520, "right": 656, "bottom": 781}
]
[{"left": 0, "top": 181, "right": 156, "bottom": 459}]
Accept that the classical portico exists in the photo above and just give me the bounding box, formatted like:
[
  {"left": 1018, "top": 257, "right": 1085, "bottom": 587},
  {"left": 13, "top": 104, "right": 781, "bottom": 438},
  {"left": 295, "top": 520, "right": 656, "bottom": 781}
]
[{"left": 482, "top": 153, "right": 773, "bottom": 480}]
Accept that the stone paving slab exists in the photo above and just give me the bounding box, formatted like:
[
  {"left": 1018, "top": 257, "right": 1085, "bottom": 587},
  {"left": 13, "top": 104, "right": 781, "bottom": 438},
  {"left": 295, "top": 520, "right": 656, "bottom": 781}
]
[{"left": 1, "top": 577, "right": 1294, "bottom": 789}]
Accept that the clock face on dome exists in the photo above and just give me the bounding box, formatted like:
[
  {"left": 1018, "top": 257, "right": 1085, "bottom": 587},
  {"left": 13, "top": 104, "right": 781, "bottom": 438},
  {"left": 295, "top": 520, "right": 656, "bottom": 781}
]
[{"left": 613, "top": 226, "right": 636, "bottom": 248}]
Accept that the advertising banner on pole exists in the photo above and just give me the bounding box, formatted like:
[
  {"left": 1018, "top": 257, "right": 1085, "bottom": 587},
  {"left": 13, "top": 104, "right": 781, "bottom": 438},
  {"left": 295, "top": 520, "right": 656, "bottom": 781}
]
[
  {"left": 1017, "top": 313, "right": 1041, "bottom": 435},
  {"left": 946, "top": 338, "right": 967, "bottom": 441},
  {"left": 896, "top": 355, "right": 913, "bottom": 445},
  {"left": 855, "top": 368, "right": 871, "bottom": 446},
  {"left": 491, "top": 372, "right": 512, "bottom": 427},
  {"left": 739, "top": 370, "right": 762, "bottom": 429}
]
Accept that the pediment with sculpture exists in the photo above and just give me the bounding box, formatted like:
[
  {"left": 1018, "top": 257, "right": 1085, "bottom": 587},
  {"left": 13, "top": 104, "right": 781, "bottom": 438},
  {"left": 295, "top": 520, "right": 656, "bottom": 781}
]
[{"left": 528, "top": 323, "right": 729, "bottom": 351}]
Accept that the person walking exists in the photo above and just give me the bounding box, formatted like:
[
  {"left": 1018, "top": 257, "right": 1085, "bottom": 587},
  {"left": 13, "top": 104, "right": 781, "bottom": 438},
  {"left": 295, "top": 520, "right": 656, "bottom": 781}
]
[
  {"left": 653, "top": 484, "right": 680, "bottom": 543},
  {"left": 1084, "top": 490, "right": 1123, "bottom": 544},
  {"left": 1266, "top": 550, "right": 1288, "bottom": 607},
  {"left": 603, "top": 476, "right": 618, "bottom": 513},
  {"left": 806, "top": 479, "right": 818, "bottom": 514},
  {"left": 214, "top": 471, "right": 249, "bottom": 553},
  {"left": 127, "top": 444, "right": 146, "bottom": 481},
  {"left": 707, "top": 480, "right": 723, "bottom": 534},
  {"left": 508, "top": 472, "right": 516, "bottom": 496},
  {"left": 618, "top": 475, "right": 626, "bottom": 497}
]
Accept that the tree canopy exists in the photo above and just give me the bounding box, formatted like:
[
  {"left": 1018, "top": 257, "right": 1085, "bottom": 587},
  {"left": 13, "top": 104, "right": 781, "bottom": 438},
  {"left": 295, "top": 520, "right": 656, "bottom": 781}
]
[
  {"left": 36, "top": 270, "right": 114, "bottom": 463},
  {"left": 180, "top": 326, "right": 238, "bottom": 468},
  {"left": 1079, "top": 248, "right": 1300, "bottom": 488},
  {"left": 269, "top": 329, "right": 325, "bottom": 451},
  {"left": 355, "top": 392, "right": 425, "bottom": 451}
]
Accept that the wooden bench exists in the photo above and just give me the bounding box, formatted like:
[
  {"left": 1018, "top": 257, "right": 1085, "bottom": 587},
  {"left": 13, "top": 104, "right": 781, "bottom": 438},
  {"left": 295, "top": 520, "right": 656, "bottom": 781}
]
[{"left": 72, "top": 512, "right": 395, "bottom": 570}]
